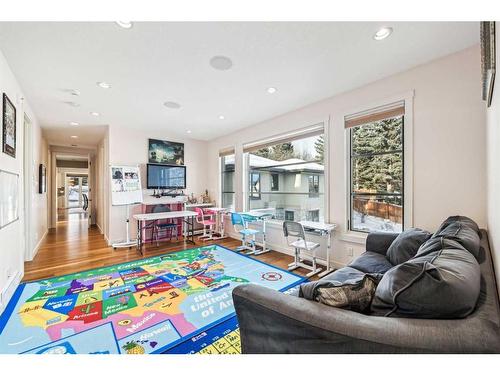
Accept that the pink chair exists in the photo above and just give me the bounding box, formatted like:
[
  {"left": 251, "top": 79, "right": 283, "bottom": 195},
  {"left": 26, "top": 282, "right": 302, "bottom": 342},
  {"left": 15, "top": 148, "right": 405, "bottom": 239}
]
[{"left": 194, "top": 207, "right": 216, "bottom": 241}]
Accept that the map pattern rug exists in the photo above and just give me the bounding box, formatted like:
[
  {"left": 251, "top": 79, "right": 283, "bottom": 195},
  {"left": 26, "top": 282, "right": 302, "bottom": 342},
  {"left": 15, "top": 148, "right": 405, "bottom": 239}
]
[{"left": 0, "top": 245, "right": 304, "bottom": 354}]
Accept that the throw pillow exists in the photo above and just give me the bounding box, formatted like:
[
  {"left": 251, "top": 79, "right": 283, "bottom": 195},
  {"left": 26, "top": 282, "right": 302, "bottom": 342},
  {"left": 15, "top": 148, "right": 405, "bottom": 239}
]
[
  {"left": 300, "top": 274, "right": 379, "bottom": 313},
  {"left": 432, "top": 216, "right": 481, "bottom": 259},
  {"left": 386, "top": 228, "right": 432, "bottom": 265},
  {"left": 371, "top": 237, "right": 480, "bottom": 318}
]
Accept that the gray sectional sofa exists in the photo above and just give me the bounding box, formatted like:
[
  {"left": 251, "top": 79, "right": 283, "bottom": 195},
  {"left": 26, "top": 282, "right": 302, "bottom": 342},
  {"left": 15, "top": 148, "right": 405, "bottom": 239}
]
[{"left": 232, "top": 217, "right": 500, "bottom": 353}]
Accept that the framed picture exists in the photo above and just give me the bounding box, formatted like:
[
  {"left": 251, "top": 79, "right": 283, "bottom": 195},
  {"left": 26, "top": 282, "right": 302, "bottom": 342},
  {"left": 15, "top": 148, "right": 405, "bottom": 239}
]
[
  {"left": 2, "top": 93, "right": 16, "bottom": 158},
  {"left": 481, "top": 21, "right": 496, "bottom": 107},
  {"left": 39, "top": 164, "right": 47, "bottom": 194},
  {"left": 148, "top": 138, "right": 184, "bottom": 165}
]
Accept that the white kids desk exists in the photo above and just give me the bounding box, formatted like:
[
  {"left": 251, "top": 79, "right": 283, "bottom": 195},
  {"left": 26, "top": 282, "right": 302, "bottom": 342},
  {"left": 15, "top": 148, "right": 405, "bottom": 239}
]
[{"left": 299, "top": 221, "right": 338, "bottom": 277}]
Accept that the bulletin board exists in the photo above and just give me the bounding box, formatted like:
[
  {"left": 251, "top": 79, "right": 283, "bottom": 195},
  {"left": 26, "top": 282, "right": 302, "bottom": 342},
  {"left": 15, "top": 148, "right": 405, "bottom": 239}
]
[{"left": 110, "top": 165, "right": 143, "bottom": 206}]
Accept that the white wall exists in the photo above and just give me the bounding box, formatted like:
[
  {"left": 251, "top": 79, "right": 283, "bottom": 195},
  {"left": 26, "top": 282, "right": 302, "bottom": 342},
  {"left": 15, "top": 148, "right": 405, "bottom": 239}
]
[
  {"left": 95, "top": 133, "right": 108, "bottom": 235},
  {"left": 208, "top": 45, "right": 487, "bottom": 268},
  {"left": 28, "top": 120, "right": 48, "bottom": 259},
  {"left": 106, "top": 126, "right": 209, "bottom": 243},
  {"left": 0, "top": 50, "right": 47, "bottom": 313},
  {"left": 486, "top": 29, "right": 500, "bottom": 297}
]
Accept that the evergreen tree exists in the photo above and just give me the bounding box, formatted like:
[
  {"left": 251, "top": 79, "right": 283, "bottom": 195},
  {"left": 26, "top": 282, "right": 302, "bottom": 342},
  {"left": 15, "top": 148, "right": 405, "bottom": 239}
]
[
  {"left": 314, "top": 135, "right": 325, "bottom": 164},
  {"left": 351, "top": 117, "right": 403, "bottom": 195},
  {"left": 253, "top": 142, "right": 295, "bottom": 161}
]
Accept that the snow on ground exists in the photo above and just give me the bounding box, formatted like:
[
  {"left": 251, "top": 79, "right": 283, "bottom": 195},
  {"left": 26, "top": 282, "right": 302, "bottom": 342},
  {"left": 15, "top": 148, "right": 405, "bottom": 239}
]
[{"left": 352, "top": 212, "right": 402, "bottom": 233}]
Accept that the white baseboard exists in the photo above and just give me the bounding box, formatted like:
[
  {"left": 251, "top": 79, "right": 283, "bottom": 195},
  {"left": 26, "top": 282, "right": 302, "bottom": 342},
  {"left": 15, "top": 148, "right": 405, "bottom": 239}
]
[
  {"left": 0, "top": 270, "right": 24, "bottom": 315},
  {"left": 27, "top": 230, "right": 48, "bottom": 261}
]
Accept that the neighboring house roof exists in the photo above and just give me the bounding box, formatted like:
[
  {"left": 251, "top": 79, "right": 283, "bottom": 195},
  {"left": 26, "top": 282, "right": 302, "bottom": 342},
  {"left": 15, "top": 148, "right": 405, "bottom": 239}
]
[{"left": 224, "top": 154, "right": 324, "bottom": 172}]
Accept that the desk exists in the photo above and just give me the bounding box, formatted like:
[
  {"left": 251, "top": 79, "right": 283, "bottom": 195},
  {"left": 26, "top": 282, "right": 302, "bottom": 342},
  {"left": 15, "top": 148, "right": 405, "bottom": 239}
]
[
  {"left": 133, "top": 211, "right": 197, "bottom": 255},
  {"left": 299, "top": 221, "right": 337, "bottom": 277},
  {"left": 241, "top": 210, "right": 274, "bottom": 255}
]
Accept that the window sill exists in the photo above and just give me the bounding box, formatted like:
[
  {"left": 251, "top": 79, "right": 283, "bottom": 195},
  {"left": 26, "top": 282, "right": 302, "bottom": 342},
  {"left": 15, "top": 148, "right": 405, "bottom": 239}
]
[{"left": 338, "top": 231, "right": 368, "bottom": 245}]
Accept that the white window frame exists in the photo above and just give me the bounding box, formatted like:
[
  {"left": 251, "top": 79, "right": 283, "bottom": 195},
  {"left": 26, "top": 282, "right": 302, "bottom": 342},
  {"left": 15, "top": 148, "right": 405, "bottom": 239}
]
[
  {"left": 342, "top": 91, "right": 414, "bottom": 241},
  {"left": 218, "top": 148, "right": 236, "bottom": 210}
]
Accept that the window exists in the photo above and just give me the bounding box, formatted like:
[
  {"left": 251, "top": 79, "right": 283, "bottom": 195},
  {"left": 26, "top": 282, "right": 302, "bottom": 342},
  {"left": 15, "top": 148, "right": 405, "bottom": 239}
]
[
  {"left": 220, "top": 149, "right": 235, "bottom": 210},
  {"left": 249, "top": 172, "right": 261, "bottom": 200},
  {"left": 308, "top": 175, "right": 319, "bottom": 197},
  {"left": 346, "top": 102, "right": 404, "bottom": 233},
  {"left": 243, "top": 125, "right": 325, "bottom": 222},
  {"left": 271, "top": 173, "right": 279, "bottom": 191},
  {"left": 308, "top": 209, "right": 320, "bottom": 222},
  {"left": 285, "top": 210, "right": 295, "bottom": 221}
]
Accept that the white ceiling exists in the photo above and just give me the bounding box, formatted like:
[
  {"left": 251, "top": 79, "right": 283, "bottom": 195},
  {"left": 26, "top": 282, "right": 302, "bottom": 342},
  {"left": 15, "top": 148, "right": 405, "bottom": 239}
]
[
  {"left": 55, "top": 154, "right": 89, "bottom": 161},
  {"left": 43, "top": 125, "right": 107, "bottom": 148},
  {"left": 0, "top": 22, "right": 479, "bottom": 143}
]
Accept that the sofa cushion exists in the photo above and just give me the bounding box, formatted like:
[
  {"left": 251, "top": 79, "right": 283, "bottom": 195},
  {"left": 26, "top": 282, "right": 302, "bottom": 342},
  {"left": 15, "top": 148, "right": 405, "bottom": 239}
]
[
  {"left": 349, "top": 252, "right": 394, "bottom": 274},
  {"left": 432, "top": 216, "right": 481, "bottom": 259},
  {"left": 371, "top": 237, "right": 480, "bottom": 318},
  {"left": 386, "top": 228, "right": 432, "bottom": 265},
  {"left": 319, "top": 266, "right": 367, "bottom": 284}
]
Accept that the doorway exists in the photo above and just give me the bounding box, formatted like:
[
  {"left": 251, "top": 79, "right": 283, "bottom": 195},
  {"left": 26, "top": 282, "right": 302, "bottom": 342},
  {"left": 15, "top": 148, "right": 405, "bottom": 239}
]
[
  {"left": 62, "top": 174, "right": 89, "bottom": 221},
  {"left": 55, "top": 155, "right": 90, "bottom": 224}
]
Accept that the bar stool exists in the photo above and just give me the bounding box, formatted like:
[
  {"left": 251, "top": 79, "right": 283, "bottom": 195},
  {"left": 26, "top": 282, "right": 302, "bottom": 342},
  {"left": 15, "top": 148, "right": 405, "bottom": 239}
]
[{"left": 283, "top": 220, "right": 322, "bottom": 277}]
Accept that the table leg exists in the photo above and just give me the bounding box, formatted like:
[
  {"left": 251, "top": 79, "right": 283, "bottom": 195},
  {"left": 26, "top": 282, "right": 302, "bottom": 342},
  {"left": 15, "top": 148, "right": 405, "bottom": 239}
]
[
  {"left": 183, "top": 217, "right": 195, "bottom": 245},
  {"left": 137, "top": 219, "right": 143, "bottom": 255},
  {"left": 219, "top": 212, "right": 225, "bottom": 238},
  {"left": 254, "top": 218, "right": 270, "bottom": 255},
  {"left": 318, "top": 230, "right": 333, "bottom": 278},
  {"left": 190, "top": 216, "right": 195, "bottom": 244}
]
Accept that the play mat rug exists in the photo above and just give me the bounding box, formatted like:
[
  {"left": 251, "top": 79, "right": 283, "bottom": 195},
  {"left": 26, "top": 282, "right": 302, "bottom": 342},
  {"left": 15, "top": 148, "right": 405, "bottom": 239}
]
[{"left": 0, "top": 245, "right": 304, "bottom": 354}]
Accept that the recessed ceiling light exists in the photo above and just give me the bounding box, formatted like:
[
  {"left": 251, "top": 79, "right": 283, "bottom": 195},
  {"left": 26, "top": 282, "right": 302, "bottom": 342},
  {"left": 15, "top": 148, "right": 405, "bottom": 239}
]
[
  {"left": 219, "top": 115, "right": 225, "bottom": 120},
  {"left": 210, "top": 56, "right": 233, "bottom": 71},
  {"left": 373, "top": 27, "right": 393, "bottom": 41},
  {"left": 186, "top": 130, "right": 192, "bottom": 134},
  {"left": 164, "top": 101, "right": 181, "bottom": 109},
  {"left": 90, "top": 112, "right": 100, "bottom": 116},
  {"left": 62, "top": 89, "right": 80, "bottom": 96},
  {"left": 69, "top": 121, "right": 79, "bottom": 126},
  {"left": 116, "top": 21, "right": 133, "bottom": 29},
  {"left": 64, "top": 101, "right": 80, "bottom": 107},
  {"left": 267, "top": 87, "right": 277, "bottom": 94},
  {"left": 97, "top": 81, "right": 111, "bottom": 89},
  {"left": 71, "top": 135, "right": 78, "bottom": 139}
]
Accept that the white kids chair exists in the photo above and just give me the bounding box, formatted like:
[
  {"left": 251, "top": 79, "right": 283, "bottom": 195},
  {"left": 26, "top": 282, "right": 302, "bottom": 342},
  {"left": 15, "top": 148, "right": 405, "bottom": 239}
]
[{"left": 283, "top": 220, "right": 322, "bottom": 277}]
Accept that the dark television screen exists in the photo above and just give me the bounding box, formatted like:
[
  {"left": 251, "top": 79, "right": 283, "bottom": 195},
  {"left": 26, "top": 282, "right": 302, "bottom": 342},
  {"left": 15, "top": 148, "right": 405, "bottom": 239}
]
[{"left": 147, "top": 164, "right": 186, "bottom": 189}]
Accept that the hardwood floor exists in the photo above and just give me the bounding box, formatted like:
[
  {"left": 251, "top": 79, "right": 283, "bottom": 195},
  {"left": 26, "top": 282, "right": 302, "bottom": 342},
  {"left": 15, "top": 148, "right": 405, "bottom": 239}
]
[{"left": 23, "top": 219, "right": 314, "bottom": 282}]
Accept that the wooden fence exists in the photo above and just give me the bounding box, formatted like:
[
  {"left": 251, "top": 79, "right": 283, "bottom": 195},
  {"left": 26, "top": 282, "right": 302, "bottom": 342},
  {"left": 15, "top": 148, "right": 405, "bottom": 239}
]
[{"left": 353, "top": 197, "right": 402, "bottom": 224}]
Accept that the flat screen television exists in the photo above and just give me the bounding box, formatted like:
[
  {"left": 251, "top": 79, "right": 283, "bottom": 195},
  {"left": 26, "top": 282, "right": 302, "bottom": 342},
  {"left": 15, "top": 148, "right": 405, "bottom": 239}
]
[{"left": 147, "top": 164, "right": 186, "bottom": 189}]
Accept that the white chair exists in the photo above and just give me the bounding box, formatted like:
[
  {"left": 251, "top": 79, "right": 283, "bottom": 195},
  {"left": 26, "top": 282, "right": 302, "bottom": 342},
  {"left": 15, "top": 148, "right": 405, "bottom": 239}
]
[{"left": 283, "top": 221, "right": 322, "bottom": 277}]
